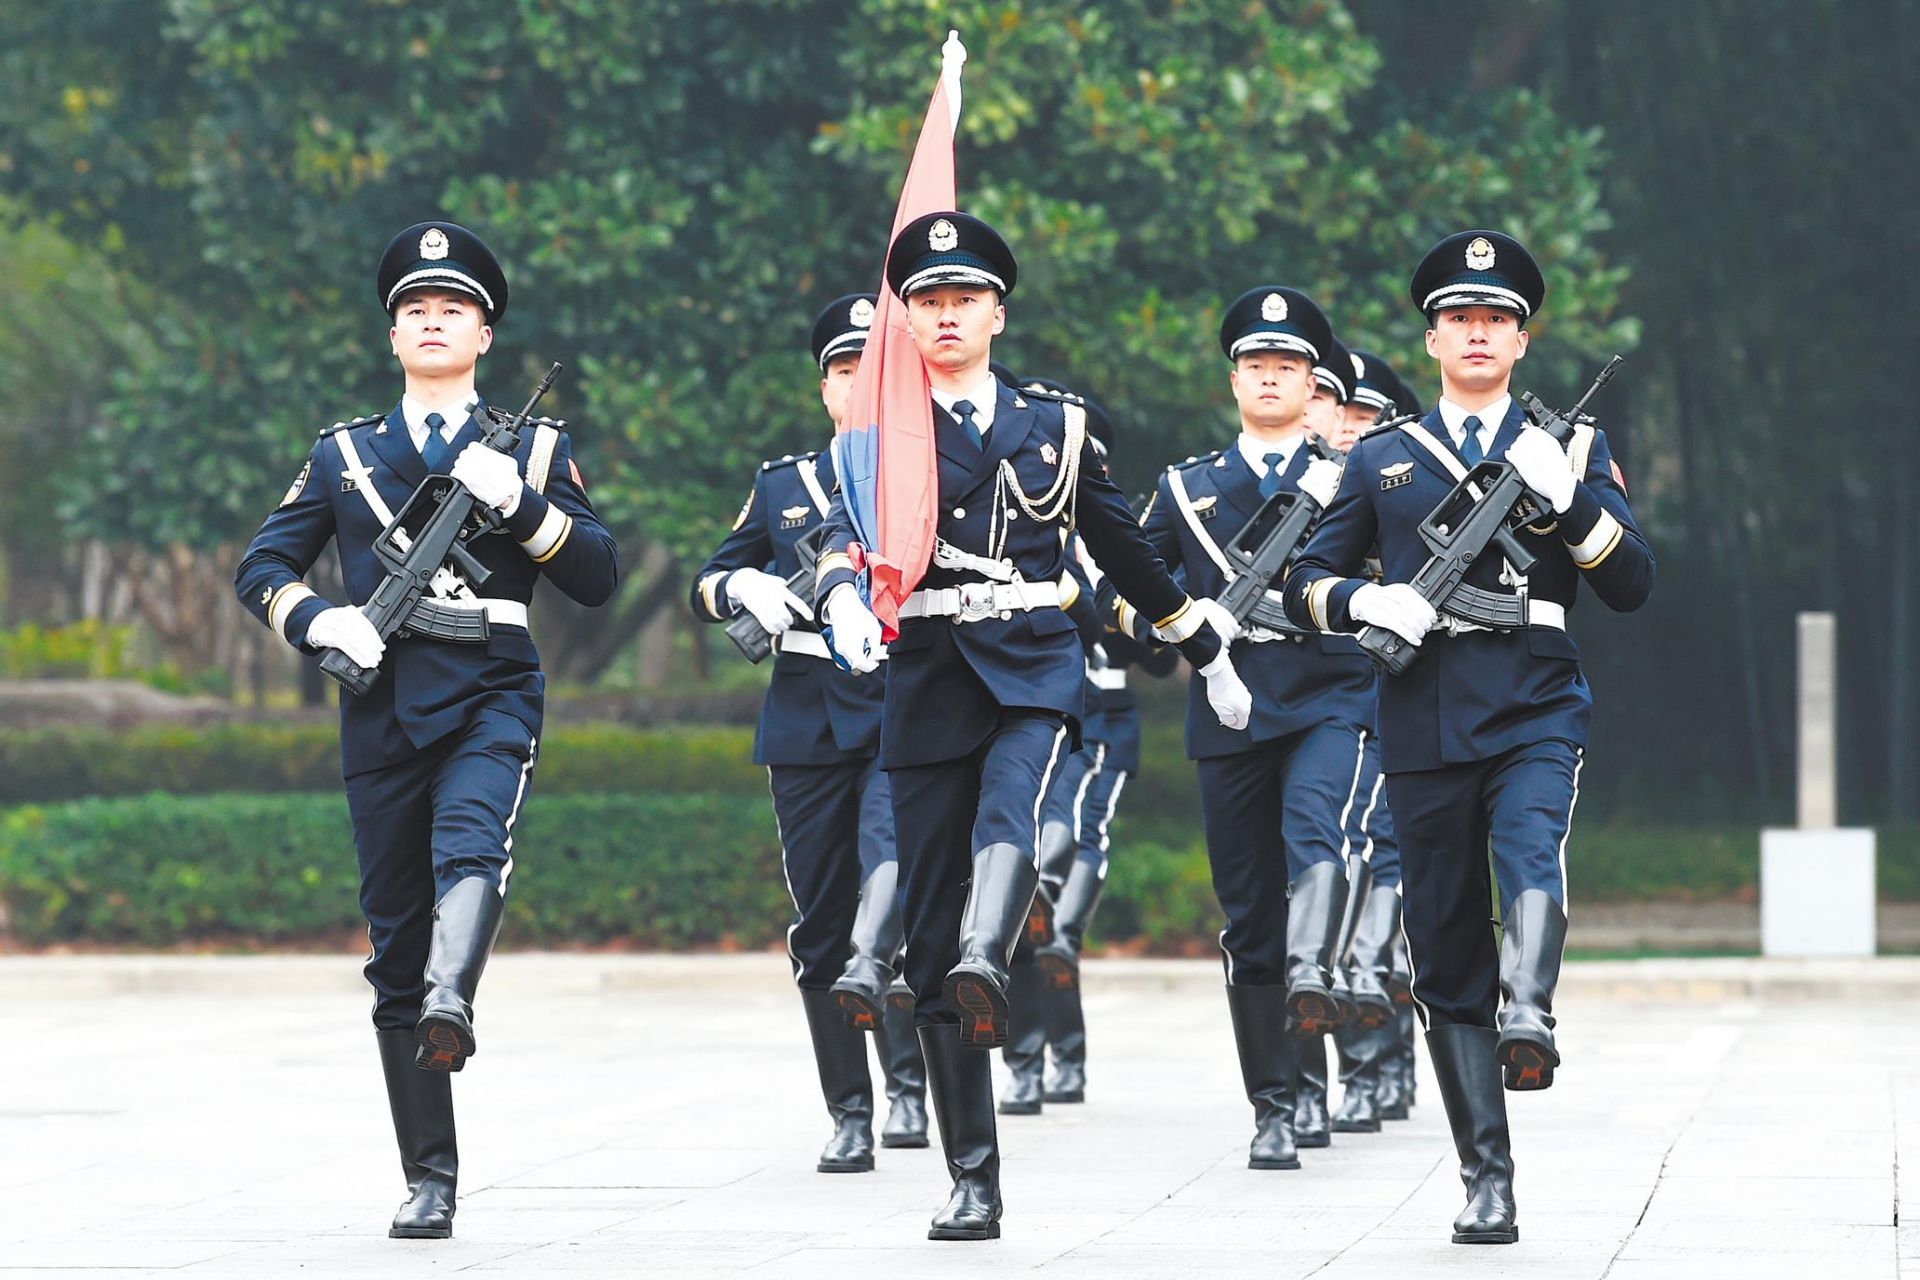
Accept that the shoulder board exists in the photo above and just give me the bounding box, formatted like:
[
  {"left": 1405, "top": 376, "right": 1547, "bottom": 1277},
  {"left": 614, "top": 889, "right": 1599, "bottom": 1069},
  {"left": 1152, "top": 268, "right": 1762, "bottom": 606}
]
[
  {"left": 760, "top": 449, "right": 822, "bottom": 472},
  {"left": 320, "top": 413, "right": 382, "bottom": 437},
  {"left": 1357, "top": 418, "right": 1408, "bottom": 443},
  {"left": 1019, "top": 385, "right": 1080, "bottom": 404},
  {"left": 1166, "top": 447, "right": 1228, "bottom": 473}
]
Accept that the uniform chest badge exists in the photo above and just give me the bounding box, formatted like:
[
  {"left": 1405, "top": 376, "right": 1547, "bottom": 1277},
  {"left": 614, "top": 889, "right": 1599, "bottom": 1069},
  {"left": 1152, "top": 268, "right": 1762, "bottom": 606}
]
[
  {"left": 1379, "top": 461, "right": 1415, "bottom": 491},
  {"left": 1189, "top": 494, "right": 1219, "bottom": 519},
  {"left": 1040, "top": 442, "right": 1058, "bottom": 465},
  {"left": 780, "top": 504, "right": 811, "bottom": 529}
]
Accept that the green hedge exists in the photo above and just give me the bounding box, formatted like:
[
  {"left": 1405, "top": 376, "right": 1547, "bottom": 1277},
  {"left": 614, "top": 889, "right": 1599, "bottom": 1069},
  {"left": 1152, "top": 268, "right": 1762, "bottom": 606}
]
[
  {"left": 0, "top": 792, "right": 790, "bottom": 948},
  {"left": 7, "top": 790, "right": 1920, "bottom": 951},
  {"left": 0, "top": 723, "right": 765, "bottom": 805}
]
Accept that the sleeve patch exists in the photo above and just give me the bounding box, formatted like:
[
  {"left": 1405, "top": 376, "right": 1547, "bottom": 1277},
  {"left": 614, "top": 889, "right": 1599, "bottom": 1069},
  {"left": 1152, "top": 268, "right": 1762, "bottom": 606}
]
[
  {"left": 569, "top": 457, "right": 584, "bottom": 490},
  {"left": 1610, "top": 458, "right": 1627, "bottom": 493},
  {"left": 279, "top": 459, "right": 312, "bottom": 508}
]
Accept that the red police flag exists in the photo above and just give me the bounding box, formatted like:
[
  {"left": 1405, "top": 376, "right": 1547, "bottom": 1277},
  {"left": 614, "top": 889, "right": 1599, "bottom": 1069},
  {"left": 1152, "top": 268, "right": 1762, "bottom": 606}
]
[{"left": 832, "top": 31, "right": 966, "bottom": 637}]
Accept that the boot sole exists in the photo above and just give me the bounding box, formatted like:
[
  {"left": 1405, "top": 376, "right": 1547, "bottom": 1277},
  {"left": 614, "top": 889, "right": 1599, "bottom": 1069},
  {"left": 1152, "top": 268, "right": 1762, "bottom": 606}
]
[
  {"left": 1286, "top": 990, "right": 1344, "bottom": 1036},
  {"left": 945, "top": 972, "right": 1009, "bottom": 1049},
  {"left": 388, "top": 1224, "right": 453, "bottom": 1239},
  {"left": 413, "top": 1018, "right": 472, "bottom": 1072},
  {"left": 881, "top": 1133, "right": 931, "bottom": 1149},
  {"left": 928, "top": 1222, "right": 1001, "bottom": 1241},
  {"left": 833, "top": 988, "right": 884, "bottom": 1033},
  {"left": 886, "top": 989, "right": 916, "bottom": 1016},
  {"left": 1295, "top": 1132, "right": 1331, "bottom": 1149},
  {"left": 1042, "top": 1090, "right": 1084, "bottom": 1104},
  {"left": 1249, "top": 1155, "right": 1302, "bottom": 1170},
  {"left": 998, "top": 1100, "right": 1042, "bottom": 1116},
  {"left": 1332, "top": 1118, "right": 1381, "bottom": 1133},
  {"left": 1036, "top": 951, "right": 1079, "bottom": 993},
  {"left": 1498, "top": 1037, "right": 1559, "bottom": 1091},
  {"left": 1353, "top": 1001, "right": 1394, "bottom": 1031},
  {"left": 817, "top": 1158, "right": 876, "bottom": 1173},
  {"left": 1452, "top": 1226, "right": 1520, "bottom": 1244}
]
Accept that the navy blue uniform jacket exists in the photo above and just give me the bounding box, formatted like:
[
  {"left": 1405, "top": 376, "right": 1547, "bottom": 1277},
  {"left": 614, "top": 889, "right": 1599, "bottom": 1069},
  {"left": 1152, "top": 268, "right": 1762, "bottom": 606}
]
[
  {"left": 235, "top": 402, "right": 618, "bottom": 777},
  {"left": 1283, "top": 401, "right": 1653, "bottom": 772},
  {"left": 816, "top": 380, "right": 1215, "bottom": 770},
  {"left": 691, "top": 445, "right": 883, "bottom": 767}
]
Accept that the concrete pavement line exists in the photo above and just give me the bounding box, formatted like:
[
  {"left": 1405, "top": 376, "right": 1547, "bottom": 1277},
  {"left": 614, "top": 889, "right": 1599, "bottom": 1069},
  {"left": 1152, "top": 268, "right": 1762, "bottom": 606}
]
[
  {"left": 1043, "top": 1147, "right": 1232, "bottom": 1268},
  {"left": 1302, "top": 1148, "right": 1451, "bottom": 1276}
]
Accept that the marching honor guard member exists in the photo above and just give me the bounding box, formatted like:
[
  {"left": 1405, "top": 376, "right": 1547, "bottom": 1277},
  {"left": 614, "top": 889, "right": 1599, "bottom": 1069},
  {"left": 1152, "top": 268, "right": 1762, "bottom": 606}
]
[
  {"left": 690, "top": 293, "right": 928, "bottom": 1172},
  {"left": 234, "top": 221, "right": 618, "bottom": 1239},
  {"left": 1285, "top": 230, "right": 1654, "bottom": 1244},
  {"left": 816, "top": 211, "right": 1250, "bottom": 1240},
  {"left": 1109, "top": 287, "right": 1373, "bottom": 1171}
]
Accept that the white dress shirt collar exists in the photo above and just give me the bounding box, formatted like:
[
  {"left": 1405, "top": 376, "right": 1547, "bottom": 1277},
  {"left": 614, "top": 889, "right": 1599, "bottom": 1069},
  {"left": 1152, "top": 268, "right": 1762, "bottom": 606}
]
[
  {"left": 1236, "top": 430, "right": 1303, "bottom": 478},
  {"left": 931, "top": 372, "right": 1000, "bottom": 437},
  {"left": 1436, "top": 394, "right": 1510, "bottom": 451},
  {"left": 400, "top": 391, "right": 478, "bottom": 453}
]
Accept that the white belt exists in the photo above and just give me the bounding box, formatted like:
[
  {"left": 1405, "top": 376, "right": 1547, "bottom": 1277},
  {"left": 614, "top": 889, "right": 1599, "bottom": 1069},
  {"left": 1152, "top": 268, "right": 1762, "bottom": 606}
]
[
  {"left": 898, "top": 580, "right": 1063, "bottom": 623},
  {"left": 1089, "top": 667, "right": 1128, "bottom": 690},
  {"left": 435, "top": 597, "right": 530, "bottom": 630},
  {"left": 1438, "top": 599, "right": 1565, "bottom": 636},
  {"left": 773, "top": 630, "right": 888, "bottom": 662}
]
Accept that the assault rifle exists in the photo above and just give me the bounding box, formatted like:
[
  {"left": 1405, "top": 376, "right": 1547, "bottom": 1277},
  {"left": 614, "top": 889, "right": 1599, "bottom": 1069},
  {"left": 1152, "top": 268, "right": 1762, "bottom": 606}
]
[
  {"left": 724, "top": 526, "right": 825, "bottom": 664},
  {"left": 1216, "top": 427, "right": 1411, "bottom": 636},
  {"left": 318, "top": 362, "right": 563, "bottom": 695},
  {"left": 1356, "top": 355, "right": 1623, "bottom": 676}
]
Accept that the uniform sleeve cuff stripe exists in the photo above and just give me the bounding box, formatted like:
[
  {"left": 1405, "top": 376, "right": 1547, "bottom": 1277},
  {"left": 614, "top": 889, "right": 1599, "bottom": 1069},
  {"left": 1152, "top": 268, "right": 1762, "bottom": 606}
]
[
  {"left": 1307, "top": 579, "right": 1337, "bottom": 632},
  {"left": 1568, "top": 510, "right": 1624, "bottom": 568},
  {"left": 698, "top": 572, "right": 727, "bottom": 619},
  {"left": 1155, "top": 600, "right": 1202, "bottom": 642},
  {"left": 815, "top": 551, "right": 853, "bottom": 592},
  {"left": 267, "top": 583, "right": 318, "bottom": 642},
  {"left": 519, "top": 505, "right": 569, "bottom": 559},
  {"left": 529, "top": 514, "right": 573, "bottom": 563}
]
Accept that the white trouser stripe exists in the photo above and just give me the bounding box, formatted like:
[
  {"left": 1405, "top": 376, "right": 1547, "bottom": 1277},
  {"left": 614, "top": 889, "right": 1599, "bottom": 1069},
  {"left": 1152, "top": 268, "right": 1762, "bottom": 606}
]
[
  {"left": 1356, "top": 772, "right": 1386, "bottom": 867},
  {"left": 497, "top": 735, "right": 536, "bottom": 895},
  {"left": 1027, "top": 725, "right": 1071, "bottom": 865},
  {"left": 1093, "top": 772, "right": 1126, "bottom": 864},
  {"left": 1557, "top": 748, "right": 1585, "bottom": 909},
  {"left": 1331, "top": 729, "right": 1369, "bottom": 870},
  {"left": 765, "top": 768, "right": 803, "bottom": 981},
  {"left": 1069, "top": 743, "right": 1105, "bottom": 849}
]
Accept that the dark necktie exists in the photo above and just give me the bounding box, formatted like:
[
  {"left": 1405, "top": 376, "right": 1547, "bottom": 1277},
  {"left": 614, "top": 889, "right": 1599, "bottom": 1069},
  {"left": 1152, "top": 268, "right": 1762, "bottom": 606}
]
[
  {"left": 953, "top": 399, "right": 982, "bottom": 450},
  {"left": 421, "top": 412, "right": 452, "bottom": 471},
  {"left": 1459, "top": 414, "right": 1484, "bottom": 467},
  {"left": 1259, "top": 451, "right": 1286, "bottom": 498}
]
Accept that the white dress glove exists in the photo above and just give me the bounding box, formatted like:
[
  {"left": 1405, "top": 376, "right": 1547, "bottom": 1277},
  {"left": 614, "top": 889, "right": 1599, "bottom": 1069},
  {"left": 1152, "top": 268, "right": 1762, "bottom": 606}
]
[
  {"left": 450, "top": 442, "right": 525, "bottom": 514},
  {"left": 822, "top": 584, "right": 883, "bottom": 674},
  {"left": 1298, "top": 457, "right": 1344, "bottom": 508},
  {"left": 1349, "top": 582, "right": 1438, "bottom": 647},
  {"left": 726, "top": 568, "right": 811, "bottom": 637},
  {"left": 305, "top": 605, "right": 386, "bottom": 669},
  {"left": 1505, "top": 427, "right": 1577, "bottom": 515},
  {"left": 1197, "top": 650, "right": 1252, "bottom": 731},
  {"left": 1198, "top": 597, "right": 1242, "bottom": 645}
]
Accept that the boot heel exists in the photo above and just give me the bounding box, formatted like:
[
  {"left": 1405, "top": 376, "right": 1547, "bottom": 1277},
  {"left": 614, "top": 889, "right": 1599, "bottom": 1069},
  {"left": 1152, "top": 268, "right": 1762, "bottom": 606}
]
[
  {"left": 835, "top": 989, "right": 882, "bottom": 1032},
  {"left": 947, "top": 972, "right": 1007, "bottom": 1048},
  {"left": 1287, "top": 990, "right": 1343, "bottom": 1036},
  {"left": 414, "top": 1018, "right": 472, "bottom": 1072},
  {"left": 1498, "top": 1039, "right": 1558, "bottom": 1091}
]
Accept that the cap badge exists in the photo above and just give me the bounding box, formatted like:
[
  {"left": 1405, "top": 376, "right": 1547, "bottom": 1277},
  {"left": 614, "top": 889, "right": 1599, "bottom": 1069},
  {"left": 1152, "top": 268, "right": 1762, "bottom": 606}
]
[
  {"left": 929, "top": 218, "right": 959, "bottom": 252},
  {"left": 1465, "top": 236, "right": 1496, "bottom": 271},
  {"left": 849, "top": 297, "right": 875, "bottom": 328},
  {"left": 420, "top": 228, "right": 450, "bottom": 261},
  {"left": 1261, "top": 292, "right": 1287, "bottom": 322}
]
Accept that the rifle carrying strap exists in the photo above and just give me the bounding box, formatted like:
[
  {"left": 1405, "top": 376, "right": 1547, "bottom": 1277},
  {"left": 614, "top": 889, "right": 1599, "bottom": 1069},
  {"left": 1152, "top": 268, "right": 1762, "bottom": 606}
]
[
  {"left": 1166, "top": 466, "right": 1234, "bottom": 577},
  {"left": 527, "top": 423, "right": 560, "bottom": 496}
]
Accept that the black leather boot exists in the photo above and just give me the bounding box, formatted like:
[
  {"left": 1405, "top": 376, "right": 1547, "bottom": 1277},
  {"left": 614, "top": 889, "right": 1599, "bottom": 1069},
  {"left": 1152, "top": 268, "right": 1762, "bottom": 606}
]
[
  {"left": 1328, "top": 861, "right": 1369, "bottom": 1026},
  {"left": 1039, "top": 858, "right": 1101, "bottom": 1103},
  {"left": 377, "top": 1029, "right": 457, "bottom": 1238},
  {"left": 1284, "top": 862, "right": 1348, "bottom": 1036},
  {"left": 1382, "top": 1004, "right": 1418, "bottom": 1118},
  {"left": 1293, "top": 1031, "right": 1332, "bottom": 1148},
  {"left": 1331, "top": 1020, "right": 1388, "bottom": 1134},
  {"left": 414, "top": 878, "right": 505, "bottom": 1072},
  {"left": 943, "top": 844, "right": 1039, "bottom": 1049},
  {"left": 920, "top": 1023, "right": 1003, "bottom": 1240},
  {"left": 1376, "top": 1021, "right": 1410, "bottom": 1121},
  {"left": 878, "top": 992, "right": 930, "bottom": 1148},
  {"left": 1224, "top": 984, "right": 1300, "bottom": 1170},
  {"left": 1427, "top": 1023, "right": 1519, "bottom": 1244},
  {"left": 800, "top": 987, "right": 876, "bottom": 1172},
  {"left": 1346, "top": 876, "right": 1399, "bottom": 1031},
  {"left": 997, "top": 955, "right": 1047, "bottom": 1115},
  {"left": 1496, "top": 890, "right": 1567, "bottom": 1091},
  {"left": 831, "top": 862, "right": 904, "bottom": 1032}
]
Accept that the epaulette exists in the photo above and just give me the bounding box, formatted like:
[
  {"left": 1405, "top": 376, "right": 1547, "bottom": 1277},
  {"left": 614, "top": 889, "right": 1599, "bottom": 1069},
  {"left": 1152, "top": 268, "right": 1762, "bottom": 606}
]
[
  {"left": 1019, "top": 384, "right": 1082, "bottom": 404},
  {"left": 760, "top": 449, "right": 822, "bottom": 473},
  {"left": 320, "top": 412, "right": 382, "bottom": 437},
  {"left": 1357, "top": 417, "right": 1409, "bottom": 444},
  {"left": 1167, "top": 447, "right": 1228, "bottom": 473}
]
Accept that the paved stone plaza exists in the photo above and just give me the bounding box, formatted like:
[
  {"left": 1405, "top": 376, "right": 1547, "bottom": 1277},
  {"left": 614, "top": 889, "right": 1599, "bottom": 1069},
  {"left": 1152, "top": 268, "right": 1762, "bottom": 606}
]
[{"left": 4, "top": 954, "right": 1916, "bottom": 1277}]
